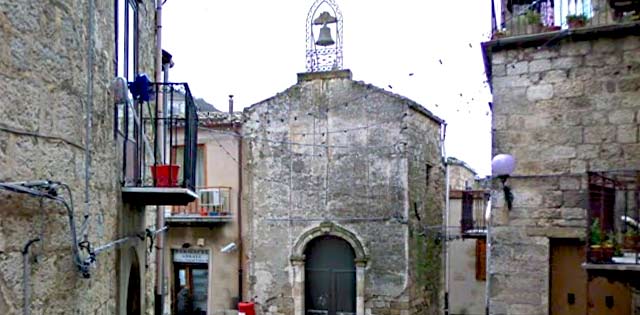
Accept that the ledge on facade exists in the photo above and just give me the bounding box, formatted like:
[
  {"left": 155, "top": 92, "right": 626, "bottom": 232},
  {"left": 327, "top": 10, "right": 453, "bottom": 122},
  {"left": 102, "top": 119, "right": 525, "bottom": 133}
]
[
  {"left": 121, "top": 187, "right": 198, "bottom": 205},
  {"left": 165, "top": 214, "right": 234, "bottom": 227},
  {"left": 297, "top": 69, "right": 353, "bottom": 83},
  {"left": 481, "top": 21, "right": 640, "bottom": 85},
  {"left": 583, "top": 263, "right": 640, "bottom": 272}
]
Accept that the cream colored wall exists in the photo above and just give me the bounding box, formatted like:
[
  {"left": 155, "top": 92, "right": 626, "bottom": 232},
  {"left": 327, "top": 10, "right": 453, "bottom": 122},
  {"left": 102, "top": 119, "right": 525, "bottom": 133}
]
[
  {"left": 166, "top": 226, "right": 239, "bottom": 315},
  {"left": 167, "top": 127, "right": 241, "bottom": 315},
  {"left": 447, "top": 198, "right": 486, "bottom": 315}
]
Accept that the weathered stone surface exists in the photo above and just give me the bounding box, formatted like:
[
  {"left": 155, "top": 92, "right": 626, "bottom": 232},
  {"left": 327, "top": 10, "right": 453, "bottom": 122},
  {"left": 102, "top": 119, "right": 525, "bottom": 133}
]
[
  {"left": 243, "top": 74, "right": 445, "bottom": 315},
  {"left": 529, "top": 59, "right": 551, "bottom": 73},
  {"left": 526, "top": 84, "right": 554, "bottom": 101},
  {"left": 0, "top": 2, "right": 158, "bottom": 315},
  {"left": 487, "top": 33, "right": 640, "bottom": 315}
]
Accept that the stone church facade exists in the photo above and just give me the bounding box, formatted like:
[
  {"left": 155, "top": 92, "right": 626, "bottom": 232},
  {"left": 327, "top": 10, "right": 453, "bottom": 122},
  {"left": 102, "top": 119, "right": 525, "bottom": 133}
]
[{"left": 242, "top": 70, "right": 446, "bottom": 315}]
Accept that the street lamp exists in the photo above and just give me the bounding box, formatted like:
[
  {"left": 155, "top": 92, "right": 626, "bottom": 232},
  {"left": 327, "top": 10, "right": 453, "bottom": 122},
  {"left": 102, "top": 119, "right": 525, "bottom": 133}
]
[{"left": 491, "top": 154, "right": 516, "bottom": 211}]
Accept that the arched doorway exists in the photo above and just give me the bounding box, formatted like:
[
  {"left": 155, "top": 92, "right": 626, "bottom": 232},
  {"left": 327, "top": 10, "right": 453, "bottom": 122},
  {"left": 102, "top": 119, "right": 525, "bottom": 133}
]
[
  {"left": 304, "top": 236, "right": 356, "bottom": 315},
  {"left": 126, "top": 249, "right": 141, "bottom": 315}
]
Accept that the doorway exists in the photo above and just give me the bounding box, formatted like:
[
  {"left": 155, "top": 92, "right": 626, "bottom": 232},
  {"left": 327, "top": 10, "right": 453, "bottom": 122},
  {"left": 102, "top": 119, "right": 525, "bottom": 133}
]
[
  {"left": 305, "top": 236, "right": 356, "bottom": 315},
  {"left": 173, "top": 263, "right": 209, "bottom": 315},
  {"left": 126, "top": 251, "right": 141, "bottom": 315},
  {"left": 550, "top": 238, "right": 587, "bottom": 315}
]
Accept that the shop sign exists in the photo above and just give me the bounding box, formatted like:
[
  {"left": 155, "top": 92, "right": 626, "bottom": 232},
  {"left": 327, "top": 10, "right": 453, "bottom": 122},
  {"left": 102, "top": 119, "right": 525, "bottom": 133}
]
[{"left": 173, "top": 249, "right": 209, "bottom": 263}]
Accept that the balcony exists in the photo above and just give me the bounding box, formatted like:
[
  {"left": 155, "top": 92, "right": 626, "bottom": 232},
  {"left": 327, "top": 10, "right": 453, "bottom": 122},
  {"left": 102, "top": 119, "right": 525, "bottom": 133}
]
[
  {"left": 490, "top": 0, "right": 640, "bottom": 40},
  {"left": 117, "top": 79, "right": 199, "bottom": 206},
  {"left": 166, "top": 187, "right": 234, "bottom": 226},
  {"left": 452, "top": 190, "right": 490, "bottom": 238},
  {"left": 583, "top": 171, "right": 640, "bottom": 273}
]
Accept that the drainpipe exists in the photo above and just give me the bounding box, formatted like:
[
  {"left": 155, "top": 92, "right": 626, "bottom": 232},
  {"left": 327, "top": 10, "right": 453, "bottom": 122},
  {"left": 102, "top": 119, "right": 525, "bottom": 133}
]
[
  {"left": 232, "top": 95, "right": 244, "bottom": 303},
  {"left": 441, "top": 123, "right": 449, "bottom": 315},
  {"left": 155, "top": 1, "right": 165, "bottom": 315},
  {"left": 22, "top": 238, "right": 40, "bottom": 315}
]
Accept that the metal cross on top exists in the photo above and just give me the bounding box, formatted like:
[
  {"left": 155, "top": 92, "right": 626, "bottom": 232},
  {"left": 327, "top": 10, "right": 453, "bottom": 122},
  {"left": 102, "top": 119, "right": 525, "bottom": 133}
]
[{"left": 305, "top": 0, "right": 343, "bottom": 72}]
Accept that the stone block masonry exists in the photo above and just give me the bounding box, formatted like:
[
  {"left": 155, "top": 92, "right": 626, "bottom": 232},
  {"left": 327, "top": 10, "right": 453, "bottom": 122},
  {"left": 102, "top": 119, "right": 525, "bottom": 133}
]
[
  {"left": 487, "top": 33, "right": 640, "bottom": 315},
  {"left": 0, "top": 1, "right": 157, "bottom": 315},
  {"left": 242, "top": 71, "right": 445, "bottom": 315}
]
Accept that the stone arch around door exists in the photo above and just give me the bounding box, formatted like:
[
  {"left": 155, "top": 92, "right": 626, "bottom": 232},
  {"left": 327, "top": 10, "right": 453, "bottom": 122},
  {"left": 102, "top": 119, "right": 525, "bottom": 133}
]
[{"left": 290, "top": 221, "right": 368, "bottom": 315}]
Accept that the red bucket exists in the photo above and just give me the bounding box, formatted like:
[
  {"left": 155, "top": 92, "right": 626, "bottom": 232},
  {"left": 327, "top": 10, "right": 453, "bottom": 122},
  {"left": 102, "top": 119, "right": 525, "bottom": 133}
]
[{"left": 150, "top": 164, "right": 180, "bottom": 187}]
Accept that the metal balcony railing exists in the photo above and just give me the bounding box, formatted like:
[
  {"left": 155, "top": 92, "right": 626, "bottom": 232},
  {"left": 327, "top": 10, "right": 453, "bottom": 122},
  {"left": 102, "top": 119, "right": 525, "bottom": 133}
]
[
  {"left": 457, "top": 190, "right": 490, "bottom": 237},
  {"left": 586, "top": 171, "right": 640, "bottom": 265},
  {"left": 119, "top": 81, "right": 198, "bottom": 192},
  {"left": 171, "top": 187, "right": 233, "bottom": 218},
  {"left": 491, "top": 0, "right": 640, "bottom": 39}
]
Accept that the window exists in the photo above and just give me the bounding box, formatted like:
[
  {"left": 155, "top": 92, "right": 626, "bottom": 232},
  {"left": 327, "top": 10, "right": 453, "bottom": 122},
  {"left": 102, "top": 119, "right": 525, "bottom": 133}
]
[
  {"left": 425, "top": 163, "right": 432, "bottom": 191},
  {"left": 115, "top": 0, "right": 138, "bottom": 80},
  {"left": 115, "top": 0, "right": 139, "bottom": 137},
  {"left": 461, "top": 191, "right": 474, "bottom": 233},
  {"left": 174, "top": 145, "right": 206, "bottom": 187}
]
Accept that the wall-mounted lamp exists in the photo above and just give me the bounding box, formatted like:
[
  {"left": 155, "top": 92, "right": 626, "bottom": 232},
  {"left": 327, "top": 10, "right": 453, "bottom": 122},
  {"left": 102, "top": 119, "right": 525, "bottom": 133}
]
[{"left": 491, "top": 154, "right": 516, "bottom": 211}]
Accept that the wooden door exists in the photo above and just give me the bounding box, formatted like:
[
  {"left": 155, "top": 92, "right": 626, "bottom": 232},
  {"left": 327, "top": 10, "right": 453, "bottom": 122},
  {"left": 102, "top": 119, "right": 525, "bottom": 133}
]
[
  {"left": 305, "top": 236, "right": 356, "bottom": 315},
  {"left": 588, "top": 277, "right": 631, "bottom": 315},
  {"left": 550, "top": 239, "right": 587, "bottom": 315}
]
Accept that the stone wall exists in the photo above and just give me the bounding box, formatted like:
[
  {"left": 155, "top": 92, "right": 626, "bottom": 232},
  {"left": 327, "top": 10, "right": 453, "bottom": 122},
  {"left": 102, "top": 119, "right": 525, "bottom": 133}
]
[
  {"left": 406, "top": 112, "right": 446, "bottom": 315},
  {"left": 447, "top": 161, "right": 477, "bottom": 191},
  {"left": 242, "top": 71, "right": 444, "bottom": 315},
  {"left": 487, "top": 33, "right": 640, "bottom": 315},
  {"left": 0, "top": 1, "right": 156, "bottom": 314}
]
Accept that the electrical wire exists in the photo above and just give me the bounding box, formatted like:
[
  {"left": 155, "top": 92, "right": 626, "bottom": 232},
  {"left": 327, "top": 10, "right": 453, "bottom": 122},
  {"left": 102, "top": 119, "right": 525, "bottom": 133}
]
[{"left": 0, "top": 124, "right": 84, "bottom": 150}]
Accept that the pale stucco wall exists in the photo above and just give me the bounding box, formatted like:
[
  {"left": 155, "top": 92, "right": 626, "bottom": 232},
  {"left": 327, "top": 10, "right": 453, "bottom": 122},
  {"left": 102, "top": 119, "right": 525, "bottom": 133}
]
[{"left": 166, "top": 125, "right": 242, "bottom": 315}]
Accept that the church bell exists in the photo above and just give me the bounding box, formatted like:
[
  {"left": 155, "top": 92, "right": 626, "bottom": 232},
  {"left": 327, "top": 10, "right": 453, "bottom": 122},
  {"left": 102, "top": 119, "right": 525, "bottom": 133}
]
[{"left": 315, "top": 24, "right": 335, "bottom": 46}]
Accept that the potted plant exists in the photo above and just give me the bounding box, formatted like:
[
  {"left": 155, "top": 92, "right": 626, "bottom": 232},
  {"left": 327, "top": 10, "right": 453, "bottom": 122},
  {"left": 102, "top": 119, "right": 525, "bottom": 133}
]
[
  {"left": 623, "top": 229, "right": 640, "bottom": 251},
  {"left": 150, "top": 164, "right": 181, "bottom": 187},
  {"left": 566, "top": 14, "right": 589, "bottom": 28},
  {"left": 588, "top": 219, "right": 604, "bottom": 263},
  {"left": 525, "top": 10, "right": 543, "bottom": 34},
  {"left": 601, "top": 234, "right": 615, "bottom": 263},
  {"left": 491, "top": 30, "right": 507, "bottom": 40}
]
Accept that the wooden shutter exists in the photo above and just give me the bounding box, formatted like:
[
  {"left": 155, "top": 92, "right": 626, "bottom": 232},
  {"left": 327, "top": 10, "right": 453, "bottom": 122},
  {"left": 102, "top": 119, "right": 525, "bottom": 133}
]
[
  {"left": 461, "top": 191, "right": 474, "bottom": 233},
  {"left": 476, "top": 238, "right": 487, "bottom": 281}
]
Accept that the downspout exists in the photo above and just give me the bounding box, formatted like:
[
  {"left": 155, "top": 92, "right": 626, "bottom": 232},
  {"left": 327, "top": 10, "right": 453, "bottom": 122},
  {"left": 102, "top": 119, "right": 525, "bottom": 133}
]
[
  {"left": 154, "top": 1, "right": 165, "bottom": 315},
  {"left": 232, "top": 96, "right": 244, "bottom": 303},
  {"left": 22, "top": 238, "right": 40, "bottom": 315},
  {"left": 441, "top": 123, "right": 449, "bottom": 315},
  {"left": 83, "top": 0, "right": 95, "bottom": 239}
]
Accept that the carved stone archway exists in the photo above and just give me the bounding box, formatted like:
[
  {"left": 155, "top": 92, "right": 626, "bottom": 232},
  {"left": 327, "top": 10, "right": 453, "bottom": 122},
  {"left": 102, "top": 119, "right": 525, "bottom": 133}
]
[{"left": 290, "top": 221, "right": 368, "bottom": 315}]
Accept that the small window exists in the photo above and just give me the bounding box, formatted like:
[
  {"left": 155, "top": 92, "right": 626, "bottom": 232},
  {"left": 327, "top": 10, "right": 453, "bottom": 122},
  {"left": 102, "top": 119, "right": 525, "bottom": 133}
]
[
  {"left": 476, "top": 238, "right": 486, "bottom": 281},
  {"left": 114, "top": 0, "right": 139, "bottom": 136},
  {"left": 174, "top": 145, "right": 206, "bottom": 188},
  {"left": 115, "top": 0, "right": 139, "bottom": 80}
]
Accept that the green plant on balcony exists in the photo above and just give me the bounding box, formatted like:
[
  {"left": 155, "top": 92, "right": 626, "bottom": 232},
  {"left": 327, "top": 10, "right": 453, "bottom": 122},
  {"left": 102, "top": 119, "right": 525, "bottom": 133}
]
[
  {"left": 609, "top": 232, "right": 623, "bottom": 257},
  {"left": 588, "top": 219, "right": 604, "bottom": 263},
  {"left": 514, "top": 10, "right": 543, "bottom": 34},
  {"left": 623, "top": 228, "right": 640, "bottom": 251},
  {"left": 566, "top": 14, "right": 589, "bottom": 28}
]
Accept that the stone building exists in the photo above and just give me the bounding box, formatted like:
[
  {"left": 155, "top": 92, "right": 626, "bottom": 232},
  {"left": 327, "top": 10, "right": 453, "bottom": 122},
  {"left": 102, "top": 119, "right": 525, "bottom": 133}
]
[
  {"left": 242, "top": 70, "right": 446, "bottom": 315},
  {"left": 483, "top": 3, "right": 640, "bottom": 315},
  {"left": 0, "top": 2, "right": 196, "bottom": 315},
  {"left": 445, "top": 158, "right": 488, "bottom": 315}
]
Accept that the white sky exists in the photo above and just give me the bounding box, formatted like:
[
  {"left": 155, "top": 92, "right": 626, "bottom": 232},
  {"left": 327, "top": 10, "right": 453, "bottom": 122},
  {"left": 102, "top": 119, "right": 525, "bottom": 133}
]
[{"left": 163, "top": 0, "right": 494, "bottom": 176}]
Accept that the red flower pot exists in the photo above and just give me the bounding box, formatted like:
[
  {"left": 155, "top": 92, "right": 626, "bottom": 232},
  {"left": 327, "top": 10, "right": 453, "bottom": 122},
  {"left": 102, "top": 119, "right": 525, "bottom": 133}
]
[{"left": 150, "top": 164, "right": 180, "bottom": 187}]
